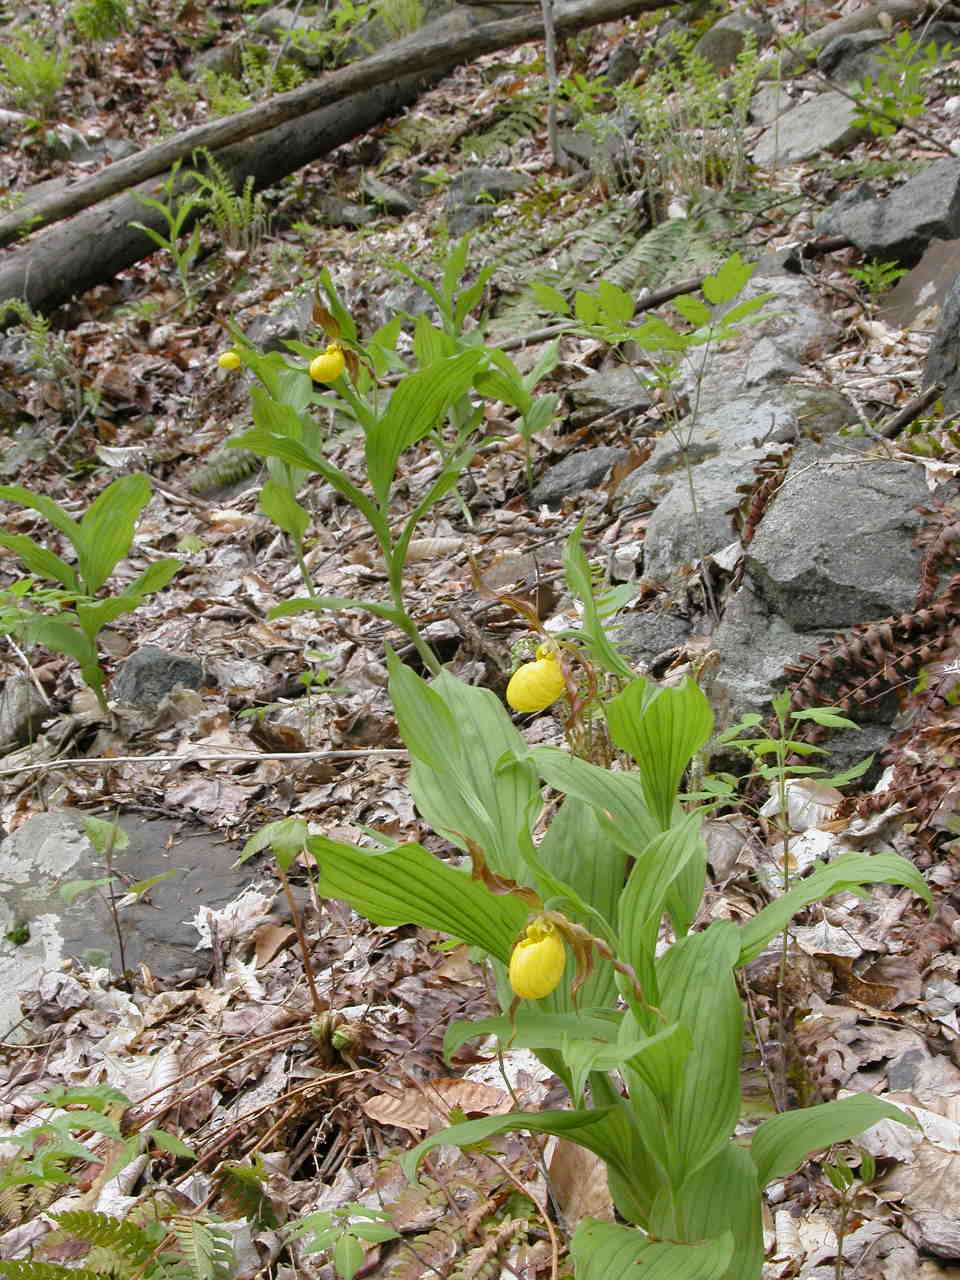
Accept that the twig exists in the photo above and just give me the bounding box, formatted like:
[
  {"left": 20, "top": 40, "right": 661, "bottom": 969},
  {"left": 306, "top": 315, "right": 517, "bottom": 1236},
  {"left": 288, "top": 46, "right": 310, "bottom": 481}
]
[
  {"left": 877, "top": 381, "right": 945, "bottom": 438},
  {"left": 0, "top": 746, "right": 410, "bottom": 780}
]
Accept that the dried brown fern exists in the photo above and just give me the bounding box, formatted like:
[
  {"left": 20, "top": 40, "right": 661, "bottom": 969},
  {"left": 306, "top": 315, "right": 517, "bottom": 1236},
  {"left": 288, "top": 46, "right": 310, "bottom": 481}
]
[{"left": 728, "top": 447, "right": 794, "bottom": 547}]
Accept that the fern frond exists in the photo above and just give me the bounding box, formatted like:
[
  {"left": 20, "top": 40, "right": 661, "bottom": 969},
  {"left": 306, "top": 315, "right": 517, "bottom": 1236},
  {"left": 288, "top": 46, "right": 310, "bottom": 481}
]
[
  {"left": 189, "top": 447, "right": 261, "bottom": 494},
  {"left": 214, "top": 1157, "right": 278, "bottom": 1228},
  {"left": 171, "top": 1218, "right": 234, "bottom": 1280},
  {"left": 0, "top": 1265, "right": 103, "bottom": 1280},
  {"left": 54, "top": 1209, "right": 162, "bottom": 1266},
  {"left": 458, "top": 99, "right": 544, "bottom": 161}
]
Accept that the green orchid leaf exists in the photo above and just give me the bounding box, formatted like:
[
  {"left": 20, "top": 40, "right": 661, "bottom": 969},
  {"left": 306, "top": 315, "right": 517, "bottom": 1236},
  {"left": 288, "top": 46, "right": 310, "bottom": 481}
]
[{"left": 571, "top": 1220, "right": 734, "bottom": 1280}]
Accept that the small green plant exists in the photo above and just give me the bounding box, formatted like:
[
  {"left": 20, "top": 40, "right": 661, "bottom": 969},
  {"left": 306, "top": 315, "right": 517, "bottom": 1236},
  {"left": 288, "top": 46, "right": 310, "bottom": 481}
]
[
  {"left": 851, "top": 28, "right": 949, "bottom": 138},
  {"left": 189, "top": 147, "right": 270, "bottom": 253},
  {"left": 0, "top": 297, "right": 86, "bottom": 412},
  {"left": 0, "top": 474, "right": 180, "bottom": 709},
  {"left": 376, "top": 0, "right": 423, "bottom": 39},
  {"left": 286, "top": 1203, "right": 400, "bottom": 1278},
  {"left": 250, "top": 538, "right": 928, "bottom": 1280},
  {"left": 288, "top": 0, "right": 376, "bottom": 68},
  {"left": 130, "top": 162, "right": 205, "bottom": 313},
  {"left": 0, "top": 1082, "right": 196, "bottom": 1230},
  {"left": 0, "top": 30, "right": 71, "bottom": 117},
  {"left": 847, "top": 257, "right": 909, "bottom": 298},
  {"left": 823, "top": 1146, "right": 876, "bottom": 1280},
  {"left": 69, "top": 0, "right": 128, "bottom": 42}
]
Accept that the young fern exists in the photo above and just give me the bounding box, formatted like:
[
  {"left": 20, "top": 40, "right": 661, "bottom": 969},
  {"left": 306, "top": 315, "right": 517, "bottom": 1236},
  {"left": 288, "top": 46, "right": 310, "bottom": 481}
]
[{"left": 189, "top": 147, "right": 270, "bottom": 253}]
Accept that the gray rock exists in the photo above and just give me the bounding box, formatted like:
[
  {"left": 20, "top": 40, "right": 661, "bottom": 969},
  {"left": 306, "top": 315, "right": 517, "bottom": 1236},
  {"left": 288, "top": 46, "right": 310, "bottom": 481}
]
[
  {"left": 744, "top": 436, "right": 928, "bottom": 631},
  {"left": 253, "top": 5, "right": 304, "bottom": 35},
  {"left": 360, "top": 174, "right": 418, "bottom": 216},
  {"left": 606, "top": 38, "right": 641, "bottom": 86},
  {"left": 694, "top": 11, "right": 770, "bottom": 72},
  {"left": 0, "top": 812, "right": 255, "bottom": 1010},
  {"left": 879, "top": 238, "right": 960, "bottom": 332},
  {"left": 568, "top": 365, "right": 652, "bottom": 428},
  {"left": 445, "top": 167, "right": 532, "bottom": 237},
  {"left": 818, "top": 158, "right": 960, "bottom": 265},
  {"left": 112, "top": 647, "right": 208, "bottom": 710},
  {"left": 923, "top": 270, "right": 960, "bottom": 411},
  {"left": 712, "top": 581, "right": 812, "bottom": 720},
  {"left": 752, "top": 91, "right": 869, "bottom": 169},
  {"left": 614, "top": 608, "right": 691, "bottom": 665},
  {"left": 621, "top": 385, "right": 856, "bottom": 510},
  {"left": 531, "top": 446, "right": 626, "bottom": 507},
  {"left": 640, "top": 452, "right": 753, "bottom": 580},
  {"left": 749, "top": 83, "right": 790, "bottom": 126},
  {"left": 316, "top": 196, "right": 377, "bottom": 229},
  {"left": 815, "top": 181, "right": 876, "bottom": 237},
  {"left": 678, "top": 265, "right": 840, "bottom": 405},
  {"left": 0, "top": 676, "right": 47, "bottom": 750},
  {"left": 816, "top": 28, "right": 888, "bottom": 83},
  {"left": 244, "top": 293, "right": 313, "bottom": 352}
]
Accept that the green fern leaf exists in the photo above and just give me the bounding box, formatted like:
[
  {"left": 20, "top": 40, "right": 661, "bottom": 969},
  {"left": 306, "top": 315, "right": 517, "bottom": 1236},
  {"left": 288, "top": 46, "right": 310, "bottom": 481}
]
[{"left": 171, "top": 1218, "right": 234, "bottom": 1280}]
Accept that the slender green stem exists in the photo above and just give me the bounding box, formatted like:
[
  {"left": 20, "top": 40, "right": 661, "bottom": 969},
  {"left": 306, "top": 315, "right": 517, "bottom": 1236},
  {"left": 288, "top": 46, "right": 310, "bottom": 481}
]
[{"left": 294, "top": 538, "right": 316, "bottom": 599}]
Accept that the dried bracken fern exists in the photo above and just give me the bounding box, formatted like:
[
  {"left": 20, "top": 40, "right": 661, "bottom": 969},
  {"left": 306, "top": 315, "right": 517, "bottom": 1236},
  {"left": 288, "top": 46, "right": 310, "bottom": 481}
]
[
  {"left": 729, "top": 447, "right": 795, "bottom": 547},
  {"left": 189, "top": 446, "right": 261, "bottom": 494}
]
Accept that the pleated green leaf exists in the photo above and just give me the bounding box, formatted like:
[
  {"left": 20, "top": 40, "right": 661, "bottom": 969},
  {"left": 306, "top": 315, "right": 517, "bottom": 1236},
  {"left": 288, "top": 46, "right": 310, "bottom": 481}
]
[
  {"left": 76, "top": 473, "right": 152, "bottom": 593},
  {"left": 605, "top": 676, "right": 714, "bottom": 832},
  {"left": 737, "top": 851, "right": 932, "bottom": 965},
  {"left": 526, "top": 747, "right": 660, "bottom": 856},
  {"left": 656, "top": 922, "right": 743, "bottom": 1180},
  {"left": 666, "top": 1143, "right": 764, "bottom": 1280},
  {"left": 570, "top": 1220, "right": 734, "bottom": 1280},
  {"left": 393, "top": 666, "right": 542, "bottom": 883},
  {"left": 752, "top": 1093, "right": 918, "bottom": 1188},
  {"left": 443, "top": 1009, "right": 621, "bottom": 1064},
  {"left": 307, "top": 835, "right": 527, "bottom": 964}
]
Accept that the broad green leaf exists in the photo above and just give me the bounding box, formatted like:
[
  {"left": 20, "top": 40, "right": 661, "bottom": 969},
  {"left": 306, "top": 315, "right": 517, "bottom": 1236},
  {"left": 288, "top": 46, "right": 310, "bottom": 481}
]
[
  {"left": 596, "top": 280, "right": 635, "bottom": 326},
  {"left": 150, "top": 1128, "right": 197, "bottom": 1159},
  {"left": 661, "top": 1143, "right": 763, "bottom": 1280},
  {"left": 605, "top": 676, "right": 714, "bottom": 831},
  {"left": 536, "top": 797, "right": 624, "bottom": 1005},
  {"left": 413, "top": 315, "right": 458, "bottom": 366},
  {"left": 80, "top": 815, "right": 129, "bottom": 855},
  {"left": 76, "top": 474, "right": 151, "bottom": 593},
  {"left": 717, "top": 295, "right": 773, "bottom": 327},
  {"left": 75, "top": 595, "right": 143, "bottom": 640},
  {"left": 737, "top": 851, "right": 932, "bottom": 965},
  {"left": 620, "top": 1018, "right": 692, "bottom": 1115},
  {"left": 571, "top": 1220, "right": 734, "bottom": 1280},
  {"left": 0, "top": 486, "right": 82, "bottom": 548},
  {"left": 238, "top": 817, "right": 308, "bottom": 871},
  {"left": 617, "top": 813, "right": 705, "bottom": 1004},
  {"left": 530, "top": 280, "right": 569, "bottom": 315},
  {"left": 670, "top": 294, "right": 713, "bottom": 328},
  {"left": 474, "top": 366, "right": 531, "bottom": 413},
  {"left": 125, "top": 557, "right": 180, "bottom": 598},
  {"left": 230, "top": 428, "right": 389, "bottom": 548},
  {"left": 307, "top": 835, "right": 527, "bottom": 963},
  {"left": 387, "top": 651, "right": 461, "bottom": 774},
  {"left": 524, "top": 393, "right": 559, "bottom": 436},
  {"left": 258, "top": 478, "right": 310, "bottom": 541},
  {"left": 657, "top": 922, "right": 743, "bottom": 1179},
  {"left": 398, "top": 668, "right": 542, "bottom": 883},
  {"left": 442, "top": 234, "right": 471, "bottom": 299},
  {"left": 333, "top": 1233, "right": 363, "bottom": 1280},
  {"left": 443, "top": 1009, "right": 621, "bottom": 1063},
  {"left": 270, "top": 594, "right": 409, "bottom": 630},
  {"left": 365, "top": 350, "right": 484, "bottom": 505},
  {"left": 20, "top": 615, "right": 97, "bottom": 669},
  {"left": 526, "top": 746, "right": 660, "bottom": 855},
  {"left": 0, "top": 533, "right": 78, "bottom": 590},
  {"left": 400, "top": 1106, "right": 634, "bottom": 1187},
  {"left": 563, "top": 521, "right": 634, "bottom": 680},
  {"left": 523, "top": 337, "right": 561, "bottom": 392},
  {"left": 60, "top": 877, "right": 111, "bottom": 905},
  {"left": 752, "top": 1094, "right": 916, "bottom": 1187},
  {"left": 627, "top": 315, "right": 687, "bottom": 352},
  {"left": 790, "top": 707, "right": 859, "bottom": 730},
  {"left": 701, "top": 252, "right": 755, "bottom": 305}
]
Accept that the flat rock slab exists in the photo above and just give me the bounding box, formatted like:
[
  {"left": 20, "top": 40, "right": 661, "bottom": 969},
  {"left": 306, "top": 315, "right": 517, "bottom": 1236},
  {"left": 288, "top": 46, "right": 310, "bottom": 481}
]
[
  {"left": 752, "top": 90, "right": 869, "bottom": 169},
  {"left": 531, "top": 445, "right": 626, "bottom": 507},
  {"left": 744, "top": 436, "right": 929, "bottom": 630},
  {"left": 0, "top": 810, "right": 256, "bottom": 1035},
  {"left": 879, "top": 239, "right": 960, "bottom": 332},
  {"left": 923, "top": 270, "right": 960, "bottom": 412},
  {"left": 819, "top": 158, "right": 960, "bottom": 264}
]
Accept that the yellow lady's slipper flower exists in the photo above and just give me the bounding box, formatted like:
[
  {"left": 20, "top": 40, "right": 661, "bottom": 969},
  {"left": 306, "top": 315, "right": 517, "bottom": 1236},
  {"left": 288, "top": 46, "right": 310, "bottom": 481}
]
[
  {"left": 509, "top": 918, "right": 566, "bottom": 1000},
  {"left": 505, "top": 644, "right": 565, "bottom": 713},
  {"left": 217, "top": 350, "right": 242, "bottom": 371},
  {"left": 309, "top": 343, "right": 345, "bottom": 383}
]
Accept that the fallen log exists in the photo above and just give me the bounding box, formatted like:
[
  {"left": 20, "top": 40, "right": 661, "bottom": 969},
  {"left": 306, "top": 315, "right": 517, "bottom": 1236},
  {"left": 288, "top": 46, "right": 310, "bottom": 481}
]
[{"left": 0, "top": 0, "right": 670, "bottom": 252}]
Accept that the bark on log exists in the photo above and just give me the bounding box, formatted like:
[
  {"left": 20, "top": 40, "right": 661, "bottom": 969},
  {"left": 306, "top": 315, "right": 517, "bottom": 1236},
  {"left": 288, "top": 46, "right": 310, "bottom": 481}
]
[{"left": 0, "top": 0, "right": 672, "bottom": 252}]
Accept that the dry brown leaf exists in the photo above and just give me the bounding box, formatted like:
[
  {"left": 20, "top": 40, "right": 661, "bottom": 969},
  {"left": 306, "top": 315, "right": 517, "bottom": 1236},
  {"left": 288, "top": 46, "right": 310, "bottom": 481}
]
[
  {"left": 253, "top": 922, "right": 297, "bottom": 966},
  {"left": 361, "top": 1078, "right": 512, "bottom": 1132},
  {"left": 547, "top": 1138, "right": 614, "bottom": 1225}
]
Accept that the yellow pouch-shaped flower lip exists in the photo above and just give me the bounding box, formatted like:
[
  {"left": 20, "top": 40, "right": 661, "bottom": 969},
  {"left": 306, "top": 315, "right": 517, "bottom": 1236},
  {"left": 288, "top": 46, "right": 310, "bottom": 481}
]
[
  {"left": 509, "top": 919, "right": 566, "bottom": 1000},
  {"left": 217, "top": 350, "right": 242, "bottom": 371},
  {"left": 309, "top": 343, "right": 345, "bottom": 383},
  {"left": 505, "top": 647, "right": 565, "bottom": 713}
]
